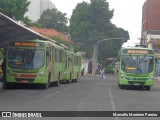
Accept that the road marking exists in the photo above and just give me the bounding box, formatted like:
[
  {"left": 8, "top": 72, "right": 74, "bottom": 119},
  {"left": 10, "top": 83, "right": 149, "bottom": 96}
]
[
  {"left": 109, "top": 88, "right": 116, "bottom": 111},
  {"left": 46, "top": 87, "right": 70, "bottom": 98},
  {"left": 109, "top": 88, "right": 120, "bottom": 120}
]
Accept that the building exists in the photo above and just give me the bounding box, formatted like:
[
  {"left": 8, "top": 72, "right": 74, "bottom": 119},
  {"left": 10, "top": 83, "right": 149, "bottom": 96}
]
[
  {"left": 141, "top": 0, "right": 160, "bottom": 58},
  {"left": 30, "top": 27, "right": 75, "bottom": 52},
  {"left": 25, "top": 0, "right": 55, "bottom": 22}
]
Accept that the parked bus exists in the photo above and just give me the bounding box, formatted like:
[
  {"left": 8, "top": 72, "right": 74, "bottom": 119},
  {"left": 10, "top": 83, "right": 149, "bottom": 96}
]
[
  {"left": 2, "top": 39, "right": 82, "bottom": 89},
  {"left": 71, "top": 52, "right": 81, "bottom": 82},
  {"left": 0, "top": 49, "right": 4, "bottom": 80},
  {"left": 63, "top": 51, "right": 81, "bottom": 83},
  {"left": 118, "top": 46, "right": 155, "bottom": 90}
]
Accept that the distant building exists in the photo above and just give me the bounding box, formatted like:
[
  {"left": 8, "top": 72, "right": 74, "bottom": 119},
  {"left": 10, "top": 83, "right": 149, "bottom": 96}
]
[
  {"left": 141, "top": 0, "right": 160, "bottom": 45},
  {"left": 25, "top": 0, "right": 55, "bottom": 22},
  {"left": 141, "top": 0, "right": 160, "bottom": 58}
]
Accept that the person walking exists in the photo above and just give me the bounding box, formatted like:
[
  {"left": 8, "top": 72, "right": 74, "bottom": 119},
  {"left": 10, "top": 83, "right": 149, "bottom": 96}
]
[
  {"left": 81, "top": 67, "right": 85, "bottom": 79},
  {"left": 103, "top": 68, "right": 106, "bottom": 79},
  {"left": 100, "top": 68, "right": 104, "bottom": 80}
]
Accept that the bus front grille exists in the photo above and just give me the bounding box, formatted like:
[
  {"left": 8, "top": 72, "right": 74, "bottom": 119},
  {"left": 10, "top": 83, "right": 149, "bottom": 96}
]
[
  {"left": 15, "top": 78, "right": 35, "bottom": 82},
  {"left": 128, "top": 81, "right": 146, "bottom": 85}
]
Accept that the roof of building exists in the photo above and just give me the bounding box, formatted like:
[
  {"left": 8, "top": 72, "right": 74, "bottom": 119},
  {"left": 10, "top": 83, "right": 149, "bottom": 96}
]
[
  {"left": 0, "top": 12, "right": 51, "bottom": 47},
  {"left": 30, "top": 27, "right": 74, "bottom": 44}
]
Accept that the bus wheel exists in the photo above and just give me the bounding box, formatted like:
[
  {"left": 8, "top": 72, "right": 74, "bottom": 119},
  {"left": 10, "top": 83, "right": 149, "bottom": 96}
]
[
  {"left": 145, "top": 86, "right": 150, "bottom": 91},
  {"left": 54, "top": 75, "right": 60, "bottom": 87},
  {"left": 42, "top": 83, "right": 48, "bottom": 89},
  {"left": 66, "top": 80, "right": 70, "bottom": 84},
  {"left": 54, "top": 80, "right": 59, "bottom": 87},
  {"left": 41, "top": 75, "right": 50, "bottom": 89},
  {"left": 2, "top": 83, "right": 13, "bottom": 89},
  {"left": 120, "top": 85, "right": 125, "bottom": 89},
  {"left": 74, "top": 73, "right": 78, "bottom": 82},
  {"left": 2, "top": 83, "right": 7, "bottom": 89},
  {"left": 74, "top": 79, "right": 77, "bottom": 83}
]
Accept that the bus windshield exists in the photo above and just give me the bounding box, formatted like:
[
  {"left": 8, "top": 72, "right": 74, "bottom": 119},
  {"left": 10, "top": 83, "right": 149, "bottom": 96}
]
[
  {"left": 121, "top": 55, "right": 154, "bottom": 74},
  {"left": 7, "top": 48, "right": 44, "bottom": 70}
]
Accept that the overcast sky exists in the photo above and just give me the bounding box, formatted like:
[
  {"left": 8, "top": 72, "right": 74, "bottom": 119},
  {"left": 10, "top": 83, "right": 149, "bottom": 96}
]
[{"left": 51, "top": 0, "right": 146, "bottom": 46}]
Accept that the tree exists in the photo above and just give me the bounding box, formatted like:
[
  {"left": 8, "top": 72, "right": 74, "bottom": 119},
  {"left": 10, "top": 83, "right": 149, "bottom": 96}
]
[
  {"left": 70, "top": 0, "right": 129, "bottom": 65},
  {"left": 0, "top": 0, "right": 30, "bottom": 21},
  {"left": 38, "top": 8, "right": 69, "bottom": 33}
]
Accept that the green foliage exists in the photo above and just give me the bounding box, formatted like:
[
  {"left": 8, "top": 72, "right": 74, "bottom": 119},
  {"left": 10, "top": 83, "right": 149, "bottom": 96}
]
[
  {"left": 27, "top": 21, "right": 42, "bottom": 28},
  {"left": 0, "top": 0, "right": 30, "bottom": 21},
  {"left": 70, "top": 0, "right": 129, "bottom": 65},
  {"left": 38, "top": 8, "right": 69, "bottom": 33}
]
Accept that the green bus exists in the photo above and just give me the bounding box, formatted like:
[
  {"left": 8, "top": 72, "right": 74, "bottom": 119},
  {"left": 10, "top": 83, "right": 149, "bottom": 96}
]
[
  {"left": 118, "top": 46, "right": 155, "bottom": 90},
  {"left": 63, "top": 51, "right": 81, "bottom": 83},
  {"left": 3, "top": 39, "right": 81, "bottom": 89}
]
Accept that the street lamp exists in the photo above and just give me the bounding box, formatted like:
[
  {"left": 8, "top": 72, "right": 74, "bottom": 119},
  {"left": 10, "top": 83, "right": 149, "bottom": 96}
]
[
  {"left": 96, "top": 38, "right": 125, "bottom": 61},
  {"left": 92, "top": 38, "right": 125, "bottom": 75}
]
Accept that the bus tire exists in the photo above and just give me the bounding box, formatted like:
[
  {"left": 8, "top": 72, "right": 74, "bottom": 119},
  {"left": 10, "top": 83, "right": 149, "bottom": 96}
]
[
  {"left": 2, "top": 82, "right": 8, "bottom": 89},
  {"left": 2, "top": 83, "right": 13, "bottom": 89},
  {"left": 41, "top": 75, "right": 50, "bottom": 89},
  {"left": 55, "top": 80, "right": 59, "bottom": 87},
  {"left": 54, "top": 74, "right": 60, "bottom": 87},
  {"left": 74, "top": 79, "right": 77, "bottom": 83},
  {"left": 145, "top": 86, "right": 150, "bottom": 91},
  {"left": 66, "top": 80, "right": 70, "bottom": 84},
  {"left": 42, "top": 83, "right": 48, "bottom": 89},
  {"left": 41, "top": 81, "right": 49, "bottom": 89},
  {"left": 74, "top": 73, "right": 78, "bottom": 82},
  {"left": 120, "top": 85, "right": 125, "bottom": 89}
]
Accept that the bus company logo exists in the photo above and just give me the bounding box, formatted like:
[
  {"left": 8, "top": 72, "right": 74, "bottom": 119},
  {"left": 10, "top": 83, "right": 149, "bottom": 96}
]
[{"left": 2, "top": 112, "right": 11, "bottom": 117}]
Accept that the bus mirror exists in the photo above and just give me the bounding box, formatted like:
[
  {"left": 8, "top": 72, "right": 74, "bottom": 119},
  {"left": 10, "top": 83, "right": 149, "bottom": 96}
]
[
  {"left": 46, "top": 51, "right": 49, "bottom": 57},
  {"left": 155, "top": 58, "right": 157, "bottom": 63}
]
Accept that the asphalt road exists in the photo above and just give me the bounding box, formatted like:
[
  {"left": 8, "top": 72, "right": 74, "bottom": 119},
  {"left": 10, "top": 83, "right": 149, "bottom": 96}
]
[{"left": 0, "top": 74, "right": 160, "bottom": 120}]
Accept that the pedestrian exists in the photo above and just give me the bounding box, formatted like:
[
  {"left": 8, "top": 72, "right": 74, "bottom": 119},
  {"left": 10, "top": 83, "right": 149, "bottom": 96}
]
[
  {"left": 103, "top": 68, "right": 106, "bottom": 79},
  {"left": 100, "top": 68, "right": 104, "bottom": 80},
  {"left": 81, "top": 67, "right": 85, "bottom": 79},
  {"left": 114, "top": 62, "right": 119, "bottom": 74},
  {"left": 97, "top": 63, "right": 102, "bottom": 74}
]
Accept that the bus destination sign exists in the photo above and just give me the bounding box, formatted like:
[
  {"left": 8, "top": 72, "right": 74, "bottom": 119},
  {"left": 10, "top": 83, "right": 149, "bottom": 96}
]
[
  {"left": 13, "top": 42, "right": 44, "bottom": 47},
  {"left": 127, "top": 50, "right": 148, "bottom": 54}
]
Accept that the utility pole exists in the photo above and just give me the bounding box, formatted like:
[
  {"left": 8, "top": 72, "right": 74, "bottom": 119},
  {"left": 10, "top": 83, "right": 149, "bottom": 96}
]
[
  {"left": 92, "top": 44, "right": 97, "bottom": 75},
  {"left": 92, "top": 38, "right": 125, "bottom": 75}
]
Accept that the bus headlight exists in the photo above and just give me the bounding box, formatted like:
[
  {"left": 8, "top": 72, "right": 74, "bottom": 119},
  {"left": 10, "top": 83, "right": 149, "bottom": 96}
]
[
  {"left": 39, "top": 71, "right": 45, "bottom": 76},
  {"left": 120, "top": 74, "right": 125, "bottom": 79},
  {"left": 148, "top": 76, "right": 154, "bottom": 80}
]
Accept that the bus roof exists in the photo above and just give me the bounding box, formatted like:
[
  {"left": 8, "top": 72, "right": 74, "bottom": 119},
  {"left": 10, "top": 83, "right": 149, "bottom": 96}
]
[
  {"left": 121, "top": 46, "right": 153, "bottom": 50},
  {"left": 0, "top": 12, "right": 68, "bottom": 49}
]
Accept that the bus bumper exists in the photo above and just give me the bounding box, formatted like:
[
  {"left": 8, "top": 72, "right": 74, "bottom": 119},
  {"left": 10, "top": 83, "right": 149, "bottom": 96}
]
[
  {"left": 6, "top": 75, "right": 48, "bottom": 84},
  {"left": 119, "top": 79, "right": 154, "bottom": 86}
]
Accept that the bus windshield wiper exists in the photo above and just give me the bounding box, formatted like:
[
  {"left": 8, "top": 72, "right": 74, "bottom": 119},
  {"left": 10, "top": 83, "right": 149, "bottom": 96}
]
[
  {"left": 129, "top": 54, "right": 136, "bottom": 64},
  {"left": 139, "top": 55, "right": 147, "bottom": 64}
]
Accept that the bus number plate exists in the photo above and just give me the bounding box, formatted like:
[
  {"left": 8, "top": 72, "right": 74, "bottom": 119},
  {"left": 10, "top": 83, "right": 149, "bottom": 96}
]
[
  {"left": 133, "top": 83, "right": 140, "bottom": 85},
  {"left": 20, "top": 80, "right": 28, "bottom": 83}
]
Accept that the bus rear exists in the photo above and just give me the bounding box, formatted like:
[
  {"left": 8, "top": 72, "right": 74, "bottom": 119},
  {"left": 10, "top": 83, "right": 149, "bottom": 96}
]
[{"left": 118, "top": 47, "right": 155, "bottom": 90}]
